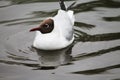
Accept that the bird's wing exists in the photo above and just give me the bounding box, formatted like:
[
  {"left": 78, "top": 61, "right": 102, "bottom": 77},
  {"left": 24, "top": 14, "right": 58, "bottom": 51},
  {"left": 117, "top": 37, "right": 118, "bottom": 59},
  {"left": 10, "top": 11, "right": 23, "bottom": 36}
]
[{"left": 67, "top": 10, "right": 75, "bottom": 25}]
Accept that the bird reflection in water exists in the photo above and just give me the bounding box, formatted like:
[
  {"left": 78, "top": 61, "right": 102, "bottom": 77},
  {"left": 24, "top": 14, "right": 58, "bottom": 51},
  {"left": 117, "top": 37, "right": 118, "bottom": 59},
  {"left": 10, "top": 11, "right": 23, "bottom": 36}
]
[{"left": 33, "top": 44, "right": 73, "bottom": 69}]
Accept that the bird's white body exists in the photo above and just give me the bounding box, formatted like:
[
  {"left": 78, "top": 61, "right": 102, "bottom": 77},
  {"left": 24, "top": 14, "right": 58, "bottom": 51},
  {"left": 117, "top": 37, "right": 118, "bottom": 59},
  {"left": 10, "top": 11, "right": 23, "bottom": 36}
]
[{"left": 33, "top": 10, "right": 75, "bottom": 50}]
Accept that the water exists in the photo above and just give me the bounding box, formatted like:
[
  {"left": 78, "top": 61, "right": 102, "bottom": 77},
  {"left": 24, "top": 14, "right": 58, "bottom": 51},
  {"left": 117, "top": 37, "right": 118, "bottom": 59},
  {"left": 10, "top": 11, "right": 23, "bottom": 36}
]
[{"left": 0, "top": 0, "right": 120, "bottom": 80}]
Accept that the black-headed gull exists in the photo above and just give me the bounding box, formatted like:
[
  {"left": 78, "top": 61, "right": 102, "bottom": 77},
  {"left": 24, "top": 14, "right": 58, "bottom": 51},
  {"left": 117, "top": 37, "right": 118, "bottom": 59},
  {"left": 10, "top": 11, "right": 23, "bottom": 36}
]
[{"left": 30, "top": 0, "right": 75, "bottom": 50}]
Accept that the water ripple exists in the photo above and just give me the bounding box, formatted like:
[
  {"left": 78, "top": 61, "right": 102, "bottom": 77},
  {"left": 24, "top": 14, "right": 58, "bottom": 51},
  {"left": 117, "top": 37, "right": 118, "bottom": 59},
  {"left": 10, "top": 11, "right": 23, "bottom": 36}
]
[
  {"left": 71, "top": 64, "right": 120, "bottom": 75},
  {"left": 73, "top": 46, "right": 120, "bottom": 61}
]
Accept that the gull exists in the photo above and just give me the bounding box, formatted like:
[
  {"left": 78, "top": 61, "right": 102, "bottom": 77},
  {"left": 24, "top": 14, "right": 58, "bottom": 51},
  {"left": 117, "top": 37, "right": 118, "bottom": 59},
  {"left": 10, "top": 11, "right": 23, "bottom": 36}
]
[{"left": 30, "top": 0, "right": 75, "bottom": 50}]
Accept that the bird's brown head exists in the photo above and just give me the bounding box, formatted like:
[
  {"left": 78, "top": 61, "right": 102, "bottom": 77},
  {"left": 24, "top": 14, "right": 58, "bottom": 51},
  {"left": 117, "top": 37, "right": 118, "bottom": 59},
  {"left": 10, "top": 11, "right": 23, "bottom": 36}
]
[{"left": 30, "top": 19, "right": 54, "bottom": 34}]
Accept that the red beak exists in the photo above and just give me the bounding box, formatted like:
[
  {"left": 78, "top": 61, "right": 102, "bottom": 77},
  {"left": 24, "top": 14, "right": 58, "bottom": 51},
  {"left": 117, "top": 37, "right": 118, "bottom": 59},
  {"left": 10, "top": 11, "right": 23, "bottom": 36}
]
[{"left": 29, "top": 27, "right": 40, "bottom": 32}]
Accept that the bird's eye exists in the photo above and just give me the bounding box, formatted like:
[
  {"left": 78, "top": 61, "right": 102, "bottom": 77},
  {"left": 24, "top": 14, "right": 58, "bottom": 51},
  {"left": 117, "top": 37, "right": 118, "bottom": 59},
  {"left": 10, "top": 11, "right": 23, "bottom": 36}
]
[{"left": 44, "top": 24, "right": 50, "bottom": 28}]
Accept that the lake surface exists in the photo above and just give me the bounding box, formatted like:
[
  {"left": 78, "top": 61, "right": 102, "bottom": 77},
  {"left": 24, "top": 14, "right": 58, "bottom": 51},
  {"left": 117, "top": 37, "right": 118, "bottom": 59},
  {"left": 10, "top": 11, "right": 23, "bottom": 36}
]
[{"left": 0, "top": 0, "right": 120, "bottom": 80}]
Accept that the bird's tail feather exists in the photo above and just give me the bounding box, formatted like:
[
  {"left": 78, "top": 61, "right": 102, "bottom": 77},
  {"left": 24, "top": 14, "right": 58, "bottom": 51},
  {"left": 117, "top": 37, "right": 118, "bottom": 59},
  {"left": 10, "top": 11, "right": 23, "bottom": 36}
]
[
  {"left": 59, "top": 0, "right": 76, "bottom": 11},
  {"left": 67, "top": 1, "right": 76, "bottom": 10},
  {"left": 59, "top": 0, "right": 67, "bottom": 10}
]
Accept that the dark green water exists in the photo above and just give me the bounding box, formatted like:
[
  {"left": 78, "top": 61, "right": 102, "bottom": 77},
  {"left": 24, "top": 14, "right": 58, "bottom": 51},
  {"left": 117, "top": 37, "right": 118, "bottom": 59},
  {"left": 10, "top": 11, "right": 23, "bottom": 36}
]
[{"left": 0, "top": 0, "right": 120, "bottom": 80}]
